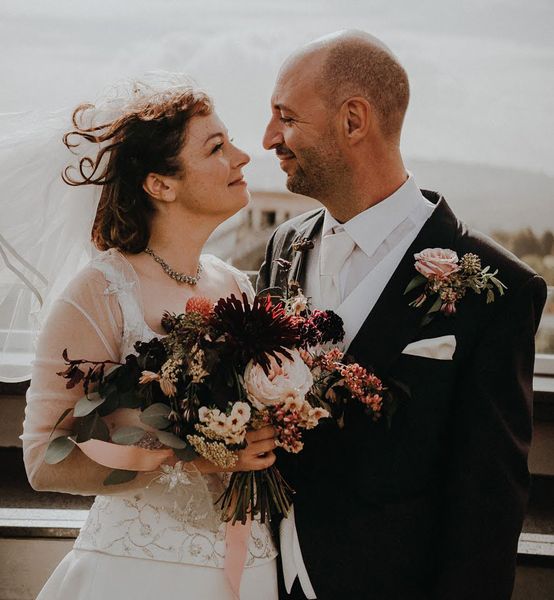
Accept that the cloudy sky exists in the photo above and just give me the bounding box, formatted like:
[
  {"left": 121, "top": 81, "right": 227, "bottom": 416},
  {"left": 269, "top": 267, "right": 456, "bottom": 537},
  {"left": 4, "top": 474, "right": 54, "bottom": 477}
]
[{"left": 1, "top": 0, "right": 553, "bottom": 176}]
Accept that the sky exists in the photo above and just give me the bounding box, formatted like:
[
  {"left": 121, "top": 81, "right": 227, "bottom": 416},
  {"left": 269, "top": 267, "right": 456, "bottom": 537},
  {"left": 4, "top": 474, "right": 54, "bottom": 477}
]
[{"left": 1, "top": 0, "right": 553, "bottom": 176}]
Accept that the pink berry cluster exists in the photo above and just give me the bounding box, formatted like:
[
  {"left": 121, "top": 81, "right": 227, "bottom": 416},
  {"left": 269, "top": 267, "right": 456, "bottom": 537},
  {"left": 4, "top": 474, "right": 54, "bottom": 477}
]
[
  {"left": 271, "top": 399, "right": 328, "bottom": 453},
  {"left": 338, "top": 364, "right": 384, "bottom": 418}
]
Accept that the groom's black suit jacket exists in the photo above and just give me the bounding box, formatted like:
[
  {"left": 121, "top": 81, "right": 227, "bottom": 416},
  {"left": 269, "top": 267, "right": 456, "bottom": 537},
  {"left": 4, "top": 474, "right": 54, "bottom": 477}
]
[{"left": 257, "top": 192, "right": 547, "bottom": 600}]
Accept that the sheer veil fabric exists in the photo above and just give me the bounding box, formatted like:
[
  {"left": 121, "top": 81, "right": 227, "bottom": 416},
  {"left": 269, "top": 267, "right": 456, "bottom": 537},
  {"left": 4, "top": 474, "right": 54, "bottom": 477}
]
[{"left": 0, "top": 73, "right": 199, "bottom": 382}]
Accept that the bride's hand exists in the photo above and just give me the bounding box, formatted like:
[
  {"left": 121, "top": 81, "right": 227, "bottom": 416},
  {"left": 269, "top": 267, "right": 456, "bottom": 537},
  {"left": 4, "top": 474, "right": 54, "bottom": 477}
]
[{"left": 191, "top": 426, "right": 277, "bottom": 474}]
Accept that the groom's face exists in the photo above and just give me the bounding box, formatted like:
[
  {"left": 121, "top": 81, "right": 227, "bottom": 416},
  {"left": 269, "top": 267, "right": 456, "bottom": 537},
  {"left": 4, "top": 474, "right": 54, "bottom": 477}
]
[{"left": 263, "top": 55, "right": 345, "bottom": 200}]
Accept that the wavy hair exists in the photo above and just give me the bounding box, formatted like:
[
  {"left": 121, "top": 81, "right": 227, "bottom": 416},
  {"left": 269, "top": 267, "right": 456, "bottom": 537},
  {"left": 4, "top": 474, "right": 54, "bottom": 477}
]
[{"left": 63, "top": 86, "right": 213, "bottom": 253}]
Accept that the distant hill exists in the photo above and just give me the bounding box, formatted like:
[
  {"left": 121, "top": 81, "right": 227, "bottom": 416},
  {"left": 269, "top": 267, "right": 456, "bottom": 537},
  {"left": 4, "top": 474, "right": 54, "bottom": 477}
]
[{"left": 247, "top": 155, "right": 553, "bottom": 234}]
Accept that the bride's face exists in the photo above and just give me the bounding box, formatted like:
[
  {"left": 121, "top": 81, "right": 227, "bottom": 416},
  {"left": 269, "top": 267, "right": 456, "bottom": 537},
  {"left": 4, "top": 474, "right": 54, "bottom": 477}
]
[{"left": 171, "top": 112, "right": 251, "bottom": 217}]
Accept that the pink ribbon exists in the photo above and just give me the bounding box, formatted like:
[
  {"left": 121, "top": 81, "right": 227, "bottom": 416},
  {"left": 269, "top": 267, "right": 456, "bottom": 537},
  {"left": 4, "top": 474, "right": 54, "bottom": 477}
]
[
  {"left": 225, "top": 517, "right": 252, "bottom": 600},
  {"left": 75, "top": 439, "right": 173, "bottom": 471},
  {"left": 75, "top": 439, "right": 252, "bottom": 597}
]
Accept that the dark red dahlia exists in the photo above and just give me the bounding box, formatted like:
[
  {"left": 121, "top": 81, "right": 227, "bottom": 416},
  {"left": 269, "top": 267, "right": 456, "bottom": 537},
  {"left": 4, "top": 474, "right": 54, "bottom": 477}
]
[
  {"left": 310, "top": 310, "right": 345, "bottom": 344},
  {"left": 297, "top": 317, "right": 322, "bottom": 348},
  {"left": 212, "top": 293, "right": 300, "bottom": 373}
]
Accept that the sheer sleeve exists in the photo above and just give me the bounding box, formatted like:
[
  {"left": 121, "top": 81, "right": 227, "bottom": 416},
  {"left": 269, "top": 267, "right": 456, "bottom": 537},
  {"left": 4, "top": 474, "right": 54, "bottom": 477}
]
[{"left": 20, "top": 264, "right": 128, "bottom": 490}]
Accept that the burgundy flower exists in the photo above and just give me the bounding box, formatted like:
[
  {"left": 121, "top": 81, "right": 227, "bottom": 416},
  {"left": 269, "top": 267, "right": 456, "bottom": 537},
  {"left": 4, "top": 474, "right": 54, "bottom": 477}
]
[
  {"left": 310, "top": 310, "right": 345, "bottom": 344},
  {"left": 212, "top": 293, "right": 300, "bottom": 373},
  {"left": 161, "top": 311, "right": 178, "bottom": 333},
  {"left": 297, "top": 318, "right": 322, "bottom": 348}
]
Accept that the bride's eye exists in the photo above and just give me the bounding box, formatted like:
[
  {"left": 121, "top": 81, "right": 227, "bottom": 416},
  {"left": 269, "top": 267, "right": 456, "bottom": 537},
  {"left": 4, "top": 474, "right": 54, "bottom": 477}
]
[{"left": 211, "top": 142, "right": 224, "bottom": 154}]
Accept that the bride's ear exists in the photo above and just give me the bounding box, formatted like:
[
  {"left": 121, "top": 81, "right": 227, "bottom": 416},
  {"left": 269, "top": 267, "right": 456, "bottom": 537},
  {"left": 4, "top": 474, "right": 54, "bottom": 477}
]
[{"left": 143, "top": 173, "right": 176, "bottom": 203}]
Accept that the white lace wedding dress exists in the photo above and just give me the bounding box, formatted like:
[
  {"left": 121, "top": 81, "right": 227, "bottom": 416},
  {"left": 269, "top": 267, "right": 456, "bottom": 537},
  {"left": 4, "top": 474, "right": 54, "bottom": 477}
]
[{"left": 20, "top": 249, "right": 278, "bottom": 600}]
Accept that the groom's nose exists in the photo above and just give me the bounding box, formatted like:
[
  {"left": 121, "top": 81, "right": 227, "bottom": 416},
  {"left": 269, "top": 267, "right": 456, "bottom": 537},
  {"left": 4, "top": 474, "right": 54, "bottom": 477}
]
[{"left": 262, "top": 117, "right": 283, "bottom": 150}]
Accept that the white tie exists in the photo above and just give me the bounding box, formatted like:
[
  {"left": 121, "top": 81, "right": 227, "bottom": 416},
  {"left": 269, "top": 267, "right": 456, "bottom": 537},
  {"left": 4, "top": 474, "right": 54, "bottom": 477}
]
[{"left": 319, "top": 228, "right": 356, "bottom": 310}]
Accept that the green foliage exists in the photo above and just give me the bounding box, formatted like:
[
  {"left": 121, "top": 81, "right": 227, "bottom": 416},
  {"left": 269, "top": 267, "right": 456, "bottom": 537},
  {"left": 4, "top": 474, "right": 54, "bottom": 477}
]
[
  {"left": 111, "top": 427, "right": 146, "bottom": 445},
  {"left": 45, "top": 436, "right": 75, "bottom": 464},
  {"left": 74, "top": 412, "right": 109, "bottom": 443},
  {"left": 155, "top": 430, "right": 187, "bottom": 449},
  {"left": 103, "top": 469, "right": 138, "bottom": 486},
  {"left": 140, "top": 403, "right": 171, "bottom": 429},
  {"left": 73, "top": 392, "right": 106, "bottom": 417}
]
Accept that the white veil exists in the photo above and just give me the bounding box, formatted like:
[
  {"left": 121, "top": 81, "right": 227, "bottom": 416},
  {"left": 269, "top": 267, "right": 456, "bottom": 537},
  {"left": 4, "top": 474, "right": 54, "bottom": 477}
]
[{"left": 0, "top": 73, "right": 195, "bottom": 382}]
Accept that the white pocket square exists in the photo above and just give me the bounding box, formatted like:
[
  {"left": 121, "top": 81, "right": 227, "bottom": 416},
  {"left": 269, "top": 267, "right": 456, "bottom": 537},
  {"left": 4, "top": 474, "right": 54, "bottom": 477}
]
[{"left": 401, "top": 335, "right": 456, "bottom": 360}]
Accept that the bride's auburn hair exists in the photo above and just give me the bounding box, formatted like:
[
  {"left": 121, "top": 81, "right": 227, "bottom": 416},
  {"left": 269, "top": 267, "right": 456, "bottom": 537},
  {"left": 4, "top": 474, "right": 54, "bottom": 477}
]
[{"left": 63, "top": 86, "right": 213, "bottom": 253}]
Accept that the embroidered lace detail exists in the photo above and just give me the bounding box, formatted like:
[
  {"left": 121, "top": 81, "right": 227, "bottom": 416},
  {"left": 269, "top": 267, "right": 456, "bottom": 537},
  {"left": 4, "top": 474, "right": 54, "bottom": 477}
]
[{"left": 74, "top": 249, "right": 276, "bottom": 567}]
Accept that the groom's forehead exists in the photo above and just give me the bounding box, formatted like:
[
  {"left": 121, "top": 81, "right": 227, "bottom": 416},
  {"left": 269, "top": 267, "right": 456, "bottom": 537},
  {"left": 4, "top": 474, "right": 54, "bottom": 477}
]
[{"left": 272, "top": 63, "right": 320, "bottom": 107}]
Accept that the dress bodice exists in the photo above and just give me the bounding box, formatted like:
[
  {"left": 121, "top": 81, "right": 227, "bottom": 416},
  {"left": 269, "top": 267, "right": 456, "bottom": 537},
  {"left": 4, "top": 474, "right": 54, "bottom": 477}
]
[{"left": 73, "top": 249, "right": 277, "bottom": 568}]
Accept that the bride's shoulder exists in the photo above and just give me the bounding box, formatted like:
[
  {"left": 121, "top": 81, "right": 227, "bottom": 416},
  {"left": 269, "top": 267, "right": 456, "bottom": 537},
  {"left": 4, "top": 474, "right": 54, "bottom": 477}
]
[
  {"left": 62, "top": 249, "right": 134, "bottom": 300},
  {"left": 201, "top": 253, "right": 253, "bottom": 293}
]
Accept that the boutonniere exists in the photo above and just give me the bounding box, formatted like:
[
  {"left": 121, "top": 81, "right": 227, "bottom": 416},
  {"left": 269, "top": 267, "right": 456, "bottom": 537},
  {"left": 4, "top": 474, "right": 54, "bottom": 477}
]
[
  {"left": 292, "top": 237, "right": 315, "bottom": 253},
  {"left": 404, "top": 248, "right": 507, "bottom": 324}
]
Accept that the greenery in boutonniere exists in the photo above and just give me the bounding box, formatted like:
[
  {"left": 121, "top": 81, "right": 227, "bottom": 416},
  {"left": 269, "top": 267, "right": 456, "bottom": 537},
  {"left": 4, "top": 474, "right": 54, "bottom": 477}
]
[{"left": 405, "top": 248, "right": 507, "bottom": 325}]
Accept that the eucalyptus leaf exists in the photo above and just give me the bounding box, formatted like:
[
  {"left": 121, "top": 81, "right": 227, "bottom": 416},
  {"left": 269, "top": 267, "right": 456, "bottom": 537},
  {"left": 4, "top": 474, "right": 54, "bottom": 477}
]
[
  {"left": 140, "top": 403, "right": 171, "bottom": 429},
  {"left": 427, "top": 295, "right": 443, "bottom": 315},
  {"left": 75, "top": 412, "right": 110, "bottom": 443},
  {"left": 49, "top": 408, "right": 72, "bottom": 439},
  {"left": 111, "top": 426, "right": 145, "bottom": 445},
  {"left": 156, "top": 430, "right": 187, "bottom": 449},
  {"left": 45, "top": 436, "right": 75, "bottom": 464},
  {"left": 73, "top": 392, "right": 106, "bottom": 417},
  {"left": 404, "top": 274, "right": 427, "bottom": 295},
  {"left": 173, "top": 445, "right": 199, "bottom": 462},
  {"left": 103, "top": 469, "right": 138, "bottom": 486}
]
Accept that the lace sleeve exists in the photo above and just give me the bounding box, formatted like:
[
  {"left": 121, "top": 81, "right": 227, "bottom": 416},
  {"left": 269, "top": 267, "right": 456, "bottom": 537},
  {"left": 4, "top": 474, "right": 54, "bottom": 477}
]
[{"left": 21, "top": 265, "right": 124, "bottom": 486}]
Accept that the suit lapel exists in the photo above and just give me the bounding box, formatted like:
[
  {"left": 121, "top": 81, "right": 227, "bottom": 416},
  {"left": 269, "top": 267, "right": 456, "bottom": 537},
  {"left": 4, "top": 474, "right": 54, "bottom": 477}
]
[
  {"left": 347, "top": 193, "right": 460, "bottom": 373},
  {"left": 286, "top": 209, "right": 325, "bottom": 289}
]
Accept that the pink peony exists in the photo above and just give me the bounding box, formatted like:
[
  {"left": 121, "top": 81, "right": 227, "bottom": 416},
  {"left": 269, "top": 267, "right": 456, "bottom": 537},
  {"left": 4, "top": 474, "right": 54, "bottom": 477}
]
[
  {"left": 414, "top": 248, "right": 459, "bottom": 280},
  {"left": 244, "top": 349, "right": 313, "bottom": 411}
]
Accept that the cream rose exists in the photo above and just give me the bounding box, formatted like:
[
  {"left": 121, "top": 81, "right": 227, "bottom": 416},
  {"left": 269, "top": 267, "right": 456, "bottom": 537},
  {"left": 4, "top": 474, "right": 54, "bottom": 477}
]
[
  {"left": 414, "top": 248, "right": 459, "bottom": 279},
  {"left": 244, "top": 350, "right": 314, "bottom": 411}
]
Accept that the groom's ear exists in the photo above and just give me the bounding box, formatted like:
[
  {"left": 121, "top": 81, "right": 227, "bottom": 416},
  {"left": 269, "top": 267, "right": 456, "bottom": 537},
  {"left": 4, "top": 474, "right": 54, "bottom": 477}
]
[{"left": 340, "top": 97, "right": 373, "bottom": 144}]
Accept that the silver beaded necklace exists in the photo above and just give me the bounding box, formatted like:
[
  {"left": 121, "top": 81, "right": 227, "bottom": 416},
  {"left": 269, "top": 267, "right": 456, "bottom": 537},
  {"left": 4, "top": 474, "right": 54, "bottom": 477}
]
[{"left": 143, "top": 247, "right": 202, "bottom": 285}]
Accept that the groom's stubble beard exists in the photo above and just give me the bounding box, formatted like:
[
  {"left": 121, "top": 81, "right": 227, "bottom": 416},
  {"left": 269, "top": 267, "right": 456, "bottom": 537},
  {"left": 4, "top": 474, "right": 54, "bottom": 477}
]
[{"left": 285, "top": 130, "right": 351, "bottom": 202}]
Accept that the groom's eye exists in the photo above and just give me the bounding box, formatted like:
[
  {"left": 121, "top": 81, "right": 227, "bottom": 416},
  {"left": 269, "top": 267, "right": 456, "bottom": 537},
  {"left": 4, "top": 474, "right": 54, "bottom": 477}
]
[{"left": 279, "top": 116, "right": 294, "bottom": 125}]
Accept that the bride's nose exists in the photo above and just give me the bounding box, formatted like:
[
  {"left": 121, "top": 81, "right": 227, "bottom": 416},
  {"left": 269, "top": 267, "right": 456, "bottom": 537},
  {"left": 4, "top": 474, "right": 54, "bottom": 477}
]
[{"left": 232, "top": 145, "right": 250, "bottom": 168}]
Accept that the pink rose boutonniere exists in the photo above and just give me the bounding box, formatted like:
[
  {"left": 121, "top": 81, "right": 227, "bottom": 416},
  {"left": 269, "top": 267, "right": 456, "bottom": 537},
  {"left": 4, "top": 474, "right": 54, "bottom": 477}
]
[{"left": 405, "top": 248, "right": 507, "bottom": 324}]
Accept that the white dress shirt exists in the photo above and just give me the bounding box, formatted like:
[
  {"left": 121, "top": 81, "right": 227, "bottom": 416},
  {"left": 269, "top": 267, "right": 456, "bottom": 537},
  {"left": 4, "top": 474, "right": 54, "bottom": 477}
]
[{"left": 280, "top": 173, "right": 436, "bottom": 598}]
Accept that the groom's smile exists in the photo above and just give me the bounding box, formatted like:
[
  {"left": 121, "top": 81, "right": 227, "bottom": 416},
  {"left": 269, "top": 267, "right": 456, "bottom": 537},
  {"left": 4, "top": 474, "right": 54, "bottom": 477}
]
[{"left": 275, "top": 144, "right": 296, "bottom": 170}]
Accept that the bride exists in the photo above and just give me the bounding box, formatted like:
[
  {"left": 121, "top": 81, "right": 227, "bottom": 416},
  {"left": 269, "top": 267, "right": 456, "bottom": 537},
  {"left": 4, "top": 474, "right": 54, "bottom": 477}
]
[{"left": 18, "top": 79, "right": 279, "bottom": 599}]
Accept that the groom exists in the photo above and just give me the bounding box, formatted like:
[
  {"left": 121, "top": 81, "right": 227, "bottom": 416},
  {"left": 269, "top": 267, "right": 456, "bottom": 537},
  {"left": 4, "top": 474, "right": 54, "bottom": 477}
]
[{"left": 257, "top": 30, "right": 547, "bottom": 599}]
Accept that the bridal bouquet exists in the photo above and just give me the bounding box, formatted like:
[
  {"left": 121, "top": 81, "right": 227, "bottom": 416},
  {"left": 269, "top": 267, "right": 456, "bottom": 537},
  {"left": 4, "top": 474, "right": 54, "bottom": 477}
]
[{"left": 47, "top": 267, "right": 395, "bottom": 522}]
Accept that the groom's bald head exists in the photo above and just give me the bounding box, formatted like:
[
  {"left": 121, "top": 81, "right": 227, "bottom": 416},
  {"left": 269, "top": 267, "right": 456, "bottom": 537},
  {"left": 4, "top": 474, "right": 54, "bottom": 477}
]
[{"left": 282, "top": 30, "right": 410, "bottom": 141}]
